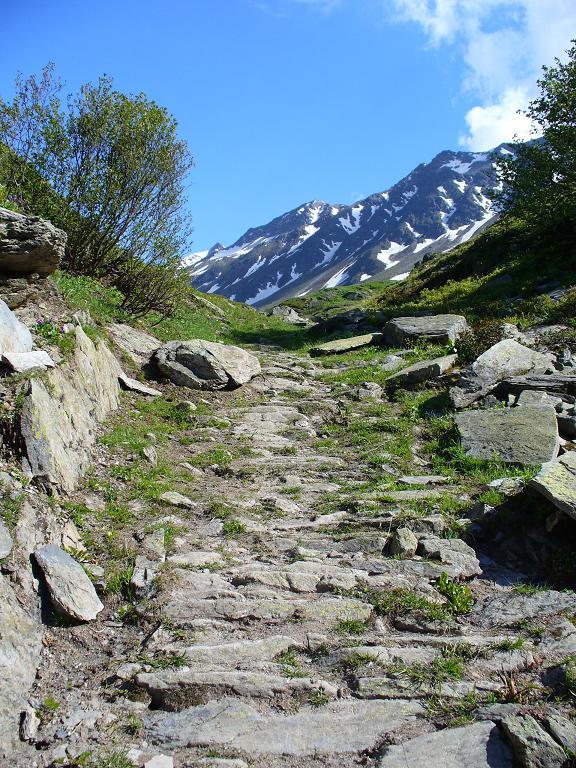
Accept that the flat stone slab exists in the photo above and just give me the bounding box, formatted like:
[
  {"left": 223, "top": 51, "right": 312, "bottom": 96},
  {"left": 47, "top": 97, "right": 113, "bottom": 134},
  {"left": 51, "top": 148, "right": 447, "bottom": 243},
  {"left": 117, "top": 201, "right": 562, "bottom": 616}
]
[
  {"left": 382, "top": 314, "right": 468, "bottom": 346},
  {"left": 135, "top": 669, "right": 337, "bottom": 709},
  {"left": 176, "top": 636, "right": 299, "bottom": 666},
  {"left": 145, "top": 697, "right": 423, "bottom": 755},
  {"left": 107, "top": 323, "right": 160, "bottom": 367},
  {"left": 529, "top": 451, "right": 576, "bottom": 520},
  {"left": 0, "top": 298, "right": 32, "bottom": 355},
  {"left": 377, "top": 721, "right": 513, "bottom": 767},
  {"left": 118, "top": 372, "right": 161, "bottom": 396},
  {"left": 386, "top": 354, "right": 457, "bottom": 387},
  {"left": 455, "top": 406, "right": 559, "bottom": 465},
  {"left": 33, "top": 544, "right": 103, "bottom": 621},
  {"left": 309, "top": 333, "right": 382, "bottom": 357},
  {"left": 0, "top": 520, "right": 13, "bottom": 559},
  {"left": 471, "top": 589, "right": 576, "bottom": 628},
  {"left": 2, "top": 350, "right": 55, "bottom": 373}
]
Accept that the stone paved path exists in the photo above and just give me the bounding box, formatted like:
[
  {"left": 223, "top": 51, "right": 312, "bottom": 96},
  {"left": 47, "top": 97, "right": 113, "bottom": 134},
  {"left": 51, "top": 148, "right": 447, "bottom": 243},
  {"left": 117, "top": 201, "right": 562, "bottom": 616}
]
[{"left": 23, "top": 349, "right": 576, "bottom": 768}]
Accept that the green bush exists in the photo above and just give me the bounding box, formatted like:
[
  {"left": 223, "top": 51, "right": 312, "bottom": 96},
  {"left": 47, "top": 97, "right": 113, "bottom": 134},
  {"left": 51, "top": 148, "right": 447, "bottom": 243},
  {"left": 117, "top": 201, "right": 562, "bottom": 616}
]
[{"left": 456, "top": 319, "right": 504, "bottom": 364}]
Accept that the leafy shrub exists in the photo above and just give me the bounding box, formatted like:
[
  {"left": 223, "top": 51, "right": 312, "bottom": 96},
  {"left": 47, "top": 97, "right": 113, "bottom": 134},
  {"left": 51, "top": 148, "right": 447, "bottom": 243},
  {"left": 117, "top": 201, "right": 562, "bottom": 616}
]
[
  {"left": 456, "top": 319, "right": 504, "bottom": 364},
  {"left": 437, "top": 572, "right": 473, "bottom": 614}
]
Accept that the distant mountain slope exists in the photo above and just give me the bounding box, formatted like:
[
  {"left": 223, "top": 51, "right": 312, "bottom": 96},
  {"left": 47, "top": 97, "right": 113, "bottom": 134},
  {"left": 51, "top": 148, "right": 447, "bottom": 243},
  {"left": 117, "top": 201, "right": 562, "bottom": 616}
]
[{"left": 187, "top": 144, "right": 513, "bottom": 307}]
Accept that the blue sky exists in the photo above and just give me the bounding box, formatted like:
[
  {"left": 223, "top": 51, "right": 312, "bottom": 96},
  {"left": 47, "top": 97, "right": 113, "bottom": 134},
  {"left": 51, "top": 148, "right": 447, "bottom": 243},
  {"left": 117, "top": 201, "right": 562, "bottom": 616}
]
[{"left": 1, "top": 0, "right": 574, "bottom": 251}]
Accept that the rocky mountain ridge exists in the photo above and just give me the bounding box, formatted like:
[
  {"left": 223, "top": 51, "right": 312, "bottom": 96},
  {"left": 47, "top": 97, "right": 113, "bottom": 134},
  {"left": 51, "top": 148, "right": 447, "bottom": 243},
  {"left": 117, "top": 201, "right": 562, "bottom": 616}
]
[{"left": 187, "top": 144, "right": 512, "bottom": 307}]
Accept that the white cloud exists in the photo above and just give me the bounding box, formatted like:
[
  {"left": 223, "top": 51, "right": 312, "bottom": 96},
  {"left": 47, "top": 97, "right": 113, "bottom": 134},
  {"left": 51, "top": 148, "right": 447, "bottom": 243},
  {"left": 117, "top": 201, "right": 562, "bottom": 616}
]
[{"left": 392, "top": 0, "right": 576, "bottom": 149}]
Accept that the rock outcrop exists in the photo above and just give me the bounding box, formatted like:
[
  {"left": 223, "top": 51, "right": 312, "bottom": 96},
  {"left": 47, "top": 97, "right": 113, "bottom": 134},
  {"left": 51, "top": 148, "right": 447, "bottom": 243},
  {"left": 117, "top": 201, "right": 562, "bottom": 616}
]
[
  {"left": 0, "top": 298, "right": 33, "bottom": 354},
  {"left": 154, "top": 340, "right": 261, "bottom": 390},
  {"left": 0, "top": 206, "right": 66, "bottom": 277},
  {"left": 309, "top": 332, "right": 383, "bottom": 356},
  {"left": 20, "top": 325, "right": 122, "bottom": 491}
]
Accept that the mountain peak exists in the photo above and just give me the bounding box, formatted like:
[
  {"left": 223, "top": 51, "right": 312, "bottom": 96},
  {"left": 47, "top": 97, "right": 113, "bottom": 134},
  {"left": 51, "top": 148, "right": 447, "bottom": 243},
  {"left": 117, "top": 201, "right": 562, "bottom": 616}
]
[{"left": 188, "top": 144, "right": 504, "bottom": 307}]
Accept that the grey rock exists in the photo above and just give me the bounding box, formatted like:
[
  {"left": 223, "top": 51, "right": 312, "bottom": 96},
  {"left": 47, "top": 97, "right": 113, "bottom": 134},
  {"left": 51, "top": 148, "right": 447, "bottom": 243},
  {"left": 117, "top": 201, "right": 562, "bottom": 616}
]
[
  {"left": 501, "top": 714, "right": 566, "bottom": 768},
  {"left": 20, "top": 326, "right": 122, "bottom": 491},
  {"left": 155, "top": 339, "right": 261, "bottom": 390},
  {"left": 389, "top": 527, "right": 418, "bottom": 558},
  {"left": 544, "top": 711, "right": 576, "bottom": 753},
  {"left": 135, "top": 669, "right": 337, "bottom": 709},
  {"left": 309, "top": 333, "right": 383, "bottom": 357},
  {"left": 0, "top": 576, "right": 43, "bottom": 755},
  {"left": 159, "top": 491, "right": 196, "bottom": 509},
  {"left": 2, "top": 349, "right": 55, "bottom": 373},
  {"left": 398, "top": 475, "right": 449, "bottom": 485},
  {"left": 192, "top": 760, "right": 247, "bottom": 768},
  {"left": 377, "top": 721, "right": 513, "bottom": 767},
  {"left": 33, "top": 544, "right": 104, "bottom": 621},
  {"left": 118, "top": 371, "right": 162, "bottom": 396},
  {"left": 107, "top": 322, "right": 161, "bottom": 367},
  {"left": 131, "top": 555, "right": 160, "bottom": 597},
  {"left": 0, "top": 520, "right": 13, "bottom": 558},
  {"left": 0, "top": 206, "right": 66, "bottom": 276},
  {"left": 472, "top": 590, "right": 576, "bottom": 628},
  {"left": 472, "top": 339, "right": 554, "bottom": 381},
  {"left": 455, "top": 406, "right": 559, "bottom": 465},
  {"left": 417, "top": 534, "right": 481, "bottom": 578},
  {"left": 269, "top": 305, "right": 308, "bottom": 325},
  {"left": 178, "top": 635, "right": 299, "bottom": 666},
  {"left": 386, "top": 354, "right": 457, "bottom": 388},
  {"left": 499, "top": 373, "right": 576, "bottom": 397},
  {"left": 19, "top": 706, "right": 40, "bottom": 742},
  {"left": 0, "top": 298, "right": 33, "bottom": 355},
  {"left": 167, "top": 550, "right": 223, "bottom": 568},
  {"left": 381, "top": 353, "right": 407, "bottom": 372},
  {"left": 143, "top": 445, "right": 158, "bottom": 465},
  {"left": 529, "top": 451, "right": 576, "bottom": 521},
  {"left": 145, "top": 696, "right": 423, "bottom": 755},
  {"left": 144, "top": 756, "right": 174, "bottom": 768},
  {"left": 382, "top": 314, "right": 468, "bottom": 346}
]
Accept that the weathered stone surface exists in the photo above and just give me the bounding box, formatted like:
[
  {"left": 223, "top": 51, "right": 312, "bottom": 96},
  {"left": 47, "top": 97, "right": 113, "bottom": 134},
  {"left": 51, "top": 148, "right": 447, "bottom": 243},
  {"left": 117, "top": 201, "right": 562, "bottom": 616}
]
[
  {"left": 472, "top": 339, "right": 554, "bottom": 382},
  {"left": 386, "top": 354, "right": 457, "bottom": 387},
  {"left": 20, "top": 326, "right": 122, "bottom": 491},
  {"left": 389, "top": 527, "right": 418, "bottom": 558},
  {"left": 472, "top": 590, "right": 576, "bottom": 628},
  {"left": 382, "top": 314, "right": 468, "bottom": 346},
  {"left": 155, "top": 340, "right": 261, "bottom": 390},
  {"left": 0, "top": 206, "right": 66, "bottom": 277},
  {"left": 2, "top": 349, "right": 55, "bottom": 373},
  {"left": 33, "top": 544, "right": 104, "bottom": 621},
  {"left": 159, "top": 491, "right": 196, "bottom": 509},
  {"left": 529, "top": 451, "right": 576, "bottom": 520},
  {"left": 501, "top": 714, "right": 566, "bottom": 768},
  {"left": 377, "top": 721, "right": 513, "bottom": 767},
  {"left": 417, "top": 534, "right": 481, "bottom": 578},
  {"left": 107, "top": 323, "right": 160, "bottom": 367},
  {"left": 144, "top": 757, "right": 174, "bottom": 768},
  {"left": 145, "top": 697, "right": 423, "bottom": 755},
  {"left": 178, "top": 636, "right": 299, "bottom": 666},
  {"left": 135, "top": 669, "right": 337, "bottom": 709},
  {"left": 544, "top": 711, "right": 576, "bottom": 753},
  {"left": 0, "top": 298, "right": 32, "bottom": 355},
  {"left": 0, "top": 520, "right": 13, "bottom": 558},
  {"left": 0, "top": 576, "right": 43, "bottom": 757},
  {"left": 167, "top": 550, "right": 223, "bottom": 568},
  {"left": 118, "top": 371, "right": 161, "bottom": 396},
  {"left": 309, "top": 333, "right": 383, "bottom": 357},
  {"left": 455, "top": 406, "right": 559, "bottom": 465},
  {"left": 498, "top": 373, "right": 576, "bottom": 397}
]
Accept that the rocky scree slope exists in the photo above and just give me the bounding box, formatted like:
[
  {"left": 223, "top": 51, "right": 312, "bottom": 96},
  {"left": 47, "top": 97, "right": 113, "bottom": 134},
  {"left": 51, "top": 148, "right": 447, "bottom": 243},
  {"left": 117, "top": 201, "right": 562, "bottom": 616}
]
[
  {"left": 1, "top": 208, "right": 576, "bottom": 768},
  {"left": 187, "top": 144, "right": 510, "bottom": 307}
]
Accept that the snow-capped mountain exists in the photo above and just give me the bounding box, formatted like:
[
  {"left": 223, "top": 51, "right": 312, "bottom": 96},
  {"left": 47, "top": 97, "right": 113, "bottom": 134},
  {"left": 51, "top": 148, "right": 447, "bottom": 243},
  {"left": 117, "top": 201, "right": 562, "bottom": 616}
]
[{"left": 187, "top": 144, "right": 512, "bottom": 307}]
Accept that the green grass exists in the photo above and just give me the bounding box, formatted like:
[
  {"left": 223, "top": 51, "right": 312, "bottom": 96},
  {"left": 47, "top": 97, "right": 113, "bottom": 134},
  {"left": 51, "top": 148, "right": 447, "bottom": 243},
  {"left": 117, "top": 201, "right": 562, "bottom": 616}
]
[
  {"left": 1, "top": 492, "right": 24, "bottom": 530},
  {"left": 138, "top": 651, "right": 188, "bottom": 669},
  {"left": 336, "top": 619, "right": 370, "bottom": 636},
  {"left": 275, "top": 648, "right": 306, "bottom": 678},
  {"left": 437, "top": 572, "right": 473, "bottom": 615}
]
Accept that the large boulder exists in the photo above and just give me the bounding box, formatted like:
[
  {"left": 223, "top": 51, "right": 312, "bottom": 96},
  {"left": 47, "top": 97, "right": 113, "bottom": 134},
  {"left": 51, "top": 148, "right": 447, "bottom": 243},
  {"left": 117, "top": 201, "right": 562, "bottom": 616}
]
[
  {"left": 471, "top": 339, "right": 554, "bottom": 381},
  {"left": 382, "top": 315, "right": 468, "bottom": 346},
  {"left": 33, "top": 544, "right": 103, "bottom": 621},
  {"left": 309, "top": 333, "right": 382, "bottom": 357},
  {"left": 154, "top": 340, "right": 261, "bottom": 390},
  {"left": 269, "top": 305, "right": 308, "bottom": 325},
  {"left": 455, "top": 405, "right": 559, "bottom": 465},
  {"left": 0, "top": 207, "right": 66, "bottom": 277},
  {"left": 529, "top": 451, "right": 576, "bottom": 521},
  {"left": 0, "top": 298, "right": 33, "bottom": 355},
  {"left": 450, "top": 340, "right": 556, "bottom": 409}
]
